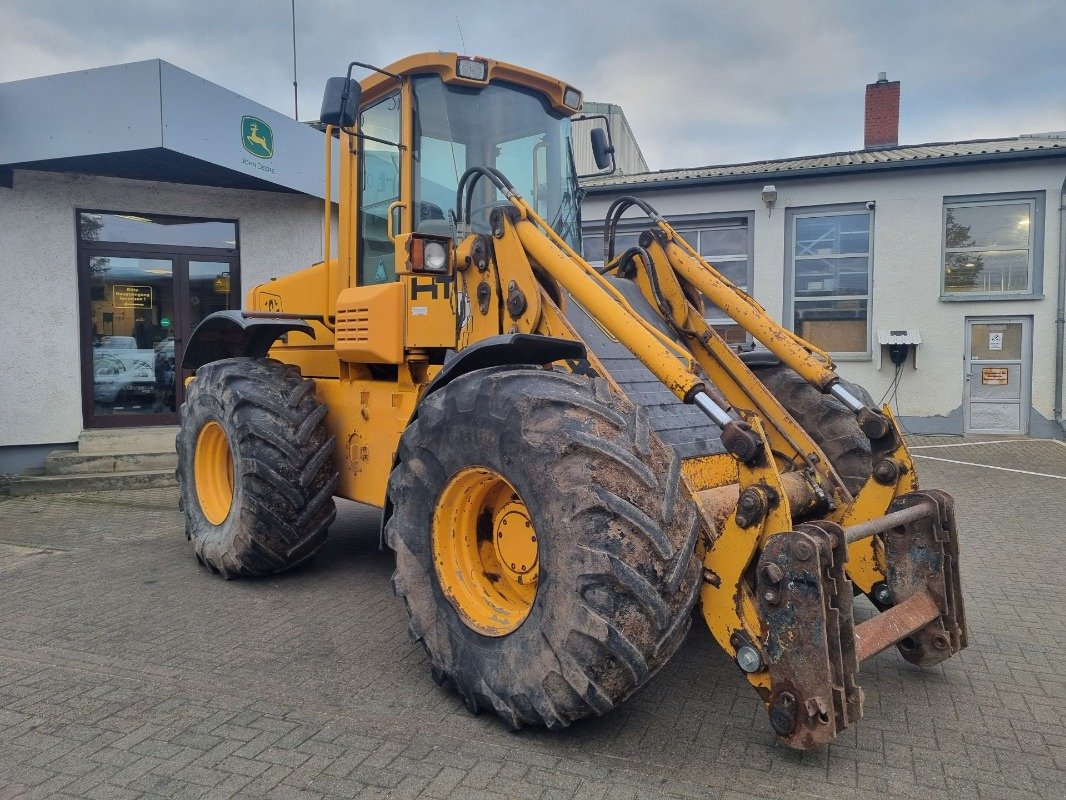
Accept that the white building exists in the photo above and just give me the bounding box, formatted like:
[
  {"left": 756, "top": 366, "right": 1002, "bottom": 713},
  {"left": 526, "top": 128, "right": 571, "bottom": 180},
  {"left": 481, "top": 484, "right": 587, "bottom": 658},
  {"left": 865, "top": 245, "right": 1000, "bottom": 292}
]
[
  {"left": 581, "top": 77, "right": 1066, "bottom": 439},
  {"left": 0, "top": 61, "right": 331, "bottom": 474}
]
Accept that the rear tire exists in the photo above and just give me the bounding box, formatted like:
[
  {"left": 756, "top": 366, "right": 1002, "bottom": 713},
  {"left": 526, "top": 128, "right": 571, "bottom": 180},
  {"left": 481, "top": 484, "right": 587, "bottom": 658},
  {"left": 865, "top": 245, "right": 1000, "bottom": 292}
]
[
  {"left": 752, "top": 364, "right": 877, "bottom": 495},
  {"left": 386, "top": 368, "right": 701, "bottom": 729},
  {"left": 176, "top": 357, "right": 338, "bottom": 578}
]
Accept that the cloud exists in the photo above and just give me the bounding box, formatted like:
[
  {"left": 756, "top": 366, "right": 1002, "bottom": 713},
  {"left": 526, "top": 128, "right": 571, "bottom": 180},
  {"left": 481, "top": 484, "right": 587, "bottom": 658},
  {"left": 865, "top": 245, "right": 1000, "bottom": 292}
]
[{"left": 2, "top": 0, "right": 1063, "bottom": 169}]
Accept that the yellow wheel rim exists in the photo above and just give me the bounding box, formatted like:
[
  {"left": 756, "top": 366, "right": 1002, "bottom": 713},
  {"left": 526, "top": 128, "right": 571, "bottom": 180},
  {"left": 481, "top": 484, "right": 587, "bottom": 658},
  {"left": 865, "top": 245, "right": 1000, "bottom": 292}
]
[
  {"left": 194, "top": 420, "right": 234, "bottom": 525},
  {"left": 432, "top": 466, "right": 539, "bottom": 636}
]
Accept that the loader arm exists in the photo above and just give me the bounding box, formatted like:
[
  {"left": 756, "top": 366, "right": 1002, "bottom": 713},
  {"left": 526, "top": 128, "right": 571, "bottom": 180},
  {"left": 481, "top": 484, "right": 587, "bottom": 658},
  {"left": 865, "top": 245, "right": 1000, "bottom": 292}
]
[{"left": 455, "top": 171, "right": 966, "bottom": 749}]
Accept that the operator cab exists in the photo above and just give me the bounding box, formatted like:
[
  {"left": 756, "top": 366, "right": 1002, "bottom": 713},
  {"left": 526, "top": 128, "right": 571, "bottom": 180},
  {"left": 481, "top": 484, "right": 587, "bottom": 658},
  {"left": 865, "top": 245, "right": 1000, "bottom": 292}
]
[{"left": 321, "top": 53, "right": 608, "bottom": 286}]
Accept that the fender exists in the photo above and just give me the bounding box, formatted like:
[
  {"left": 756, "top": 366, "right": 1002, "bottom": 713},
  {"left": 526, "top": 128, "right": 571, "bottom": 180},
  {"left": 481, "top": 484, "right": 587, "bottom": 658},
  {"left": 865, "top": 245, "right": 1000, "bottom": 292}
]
[
  {"left": 181, "top": 310, "right": 316, "bottom": 370},
  {"left": 421, "top": 333, "right": 586, "bottom": 401},
  {"left": 380, "top": 333, "right": 587, "bottom": 548}
]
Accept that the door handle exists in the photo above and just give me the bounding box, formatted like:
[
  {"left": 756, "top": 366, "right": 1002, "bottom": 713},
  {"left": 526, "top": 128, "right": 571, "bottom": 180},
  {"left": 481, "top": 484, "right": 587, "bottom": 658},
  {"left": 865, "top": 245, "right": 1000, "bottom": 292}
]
[{"left": 386, "top": 200, "right": 405, "bottom": 242}]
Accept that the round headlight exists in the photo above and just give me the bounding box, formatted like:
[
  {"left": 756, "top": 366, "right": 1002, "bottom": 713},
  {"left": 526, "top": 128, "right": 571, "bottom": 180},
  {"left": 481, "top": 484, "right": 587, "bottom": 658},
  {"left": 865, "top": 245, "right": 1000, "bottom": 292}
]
[{"left": 424, "top": 241, "right": 448, "bottom": 272}]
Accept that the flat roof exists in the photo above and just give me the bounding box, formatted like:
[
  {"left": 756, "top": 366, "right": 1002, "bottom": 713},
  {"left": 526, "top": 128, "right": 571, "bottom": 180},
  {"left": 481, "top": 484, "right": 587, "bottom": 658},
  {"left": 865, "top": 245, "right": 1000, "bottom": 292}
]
[
  {"left": 0, "top": 60, "right": 334, "bottom": 199},
  {"left": 583, "top": 134, "right": 1066, "bottom": 193}
]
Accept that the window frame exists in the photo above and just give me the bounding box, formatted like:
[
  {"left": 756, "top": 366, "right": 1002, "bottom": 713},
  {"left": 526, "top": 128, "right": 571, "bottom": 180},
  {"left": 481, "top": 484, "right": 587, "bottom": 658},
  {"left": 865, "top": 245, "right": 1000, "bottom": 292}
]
[
  {"left": 784, "top": 203, "right": 874, "bottom": 361},
  {"left": 940, "top": 191, "right": 1045, "bottom": 301},
  {"left": 357, "top": 90, "right": 404, "bottom": 286},
  {"left": 580, "top": 210, "right": 755, "bottom": 342}
]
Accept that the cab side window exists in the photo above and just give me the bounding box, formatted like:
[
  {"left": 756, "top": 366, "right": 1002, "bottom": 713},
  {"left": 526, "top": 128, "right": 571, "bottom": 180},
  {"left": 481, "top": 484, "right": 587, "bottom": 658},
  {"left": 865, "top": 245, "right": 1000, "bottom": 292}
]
[{"left": 358, "top": 93, "right": 402, "bottom": 285}]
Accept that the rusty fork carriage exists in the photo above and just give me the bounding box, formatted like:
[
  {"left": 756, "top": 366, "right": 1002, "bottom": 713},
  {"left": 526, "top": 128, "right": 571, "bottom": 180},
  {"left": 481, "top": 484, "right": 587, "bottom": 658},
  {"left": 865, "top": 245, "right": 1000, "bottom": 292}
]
[{"left": 757, "top": 489, "right": 967, "bottom": 748}]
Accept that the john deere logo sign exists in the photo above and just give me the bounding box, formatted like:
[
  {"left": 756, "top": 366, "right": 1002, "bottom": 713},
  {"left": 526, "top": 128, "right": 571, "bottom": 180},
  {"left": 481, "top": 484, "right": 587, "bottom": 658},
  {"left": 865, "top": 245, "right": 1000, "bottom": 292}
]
[{"left": 241, "top": 116, "right": 273, "bottom": 159}]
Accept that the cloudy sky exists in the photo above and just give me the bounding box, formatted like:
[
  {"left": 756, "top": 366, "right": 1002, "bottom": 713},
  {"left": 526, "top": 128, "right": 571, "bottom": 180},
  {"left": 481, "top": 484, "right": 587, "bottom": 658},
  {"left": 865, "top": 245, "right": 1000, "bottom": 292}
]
[{"left": 2, "top": 0, "right": 1064, "bottom": 170}]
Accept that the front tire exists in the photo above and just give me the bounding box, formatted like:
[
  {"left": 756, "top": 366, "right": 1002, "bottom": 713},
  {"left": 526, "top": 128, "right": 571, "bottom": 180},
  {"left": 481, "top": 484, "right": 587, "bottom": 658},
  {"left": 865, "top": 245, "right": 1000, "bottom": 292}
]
[
  {"left": 386, "top": 368, "right": 701, "bottom": 729},
  {"left": 176, "top": 357, "right": 338, "bottom": 578}
]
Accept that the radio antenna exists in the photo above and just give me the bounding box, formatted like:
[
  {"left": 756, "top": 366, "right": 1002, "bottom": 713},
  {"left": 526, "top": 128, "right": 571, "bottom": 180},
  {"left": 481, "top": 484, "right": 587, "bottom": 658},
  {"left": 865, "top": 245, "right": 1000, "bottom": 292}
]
[
  {"left": 291, "top": 0, "right": 299, "bottom": 119},
  {"left": 455, "top": 16, "right": 466, "bottom": 53}
]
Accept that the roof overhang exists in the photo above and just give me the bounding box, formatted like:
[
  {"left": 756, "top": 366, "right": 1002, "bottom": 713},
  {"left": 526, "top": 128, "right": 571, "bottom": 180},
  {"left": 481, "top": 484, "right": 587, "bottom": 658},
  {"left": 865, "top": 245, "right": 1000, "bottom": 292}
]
[
  {"left": 583, "top": 145, "right": 1066, "bottom": 195},
  {"left": 0, "top": 60, "right": 336, "bottom": 199}
]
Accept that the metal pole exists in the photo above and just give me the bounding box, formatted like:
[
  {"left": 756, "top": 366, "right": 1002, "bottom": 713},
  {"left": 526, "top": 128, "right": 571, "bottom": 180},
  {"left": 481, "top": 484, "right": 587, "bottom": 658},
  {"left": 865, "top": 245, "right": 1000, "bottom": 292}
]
[
  {"left": 290, "top": 0, "right": 299, "bottom": 119},
  {"left": 844, "top": 503, "right": 933, "bottom": 544},
  {"left": 1055, "top": 177, "right": 1065, "bottom": 434}
]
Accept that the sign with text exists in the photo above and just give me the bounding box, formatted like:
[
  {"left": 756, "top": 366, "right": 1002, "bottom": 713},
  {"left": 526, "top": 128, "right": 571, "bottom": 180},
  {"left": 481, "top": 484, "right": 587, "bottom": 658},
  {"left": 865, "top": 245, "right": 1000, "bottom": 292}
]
[
  {"left": 113, "top": 285, "right": 153, "bottom": 309},
  {"left": 981, "top": 367, "right": 1009, "bottom": 386}
]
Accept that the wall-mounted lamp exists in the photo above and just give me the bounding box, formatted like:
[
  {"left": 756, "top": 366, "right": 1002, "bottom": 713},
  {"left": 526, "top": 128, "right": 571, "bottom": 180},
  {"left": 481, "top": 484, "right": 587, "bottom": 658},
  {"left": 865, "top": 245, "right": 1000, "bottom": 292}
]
[{"left": 760, "top": 184, "right": 778, "bottom": 217}]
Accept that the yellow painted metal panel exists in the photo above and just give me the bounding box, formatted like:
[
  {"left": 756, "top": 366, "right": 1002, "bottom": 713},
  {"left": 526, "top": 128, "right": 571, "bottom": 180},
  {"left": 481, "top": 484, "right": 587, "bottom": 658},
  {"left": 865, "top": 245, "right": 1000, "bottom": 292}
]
[{"left": 334, "top": 283, "right": 405, "bottom": 364}]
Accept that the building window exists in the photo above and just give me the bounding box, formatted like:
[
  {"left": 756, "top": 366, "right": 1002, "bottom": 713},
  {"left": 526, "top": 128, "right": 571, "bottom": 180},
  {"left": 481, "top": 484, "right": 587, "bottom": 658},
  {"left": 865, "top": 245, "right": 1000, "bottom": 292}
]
[
  {"left": 942, "top": 194, "right": 1044, "bottom": 299},
  {"left": 79, "top": 212, "right": 237, "bottom": 250},
  {"left": 581, "top": 215, "right": 752, "bottom": 344},
  {"left": 694, "top": 222, "right": 751, "bottom": 345},
  {"left": 789, "top": 209, "right": 872, "bottom": 357}
]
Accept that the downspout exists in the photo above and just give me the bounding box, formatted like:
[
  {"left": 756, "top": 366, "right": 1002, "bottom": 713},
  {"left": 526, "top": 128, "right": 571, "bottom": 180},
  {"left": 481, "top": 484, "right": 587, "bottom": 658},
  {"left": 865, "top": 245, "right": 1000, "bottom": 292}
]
[{"left": 1055, "top": 176, "right": 1066, "bottom": 435}]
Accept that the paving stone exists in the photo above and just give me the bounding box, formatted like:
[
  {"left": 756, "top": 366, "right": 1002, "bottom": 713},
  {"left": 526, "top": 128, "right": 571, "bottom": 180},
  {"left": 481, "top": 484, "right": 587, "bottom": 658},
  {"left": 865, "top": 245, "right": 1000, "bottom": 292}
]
[{"left": 0, "top": 440, "right": 1063, "bottom": 798}]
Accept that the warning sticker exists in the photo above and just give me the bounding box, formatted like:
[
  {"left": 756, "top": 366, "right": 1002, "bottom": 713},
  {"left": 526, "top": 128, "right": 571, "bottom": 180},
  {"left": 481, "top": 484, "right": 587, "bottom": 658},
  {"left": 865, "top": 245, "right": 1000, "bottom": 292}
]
[{"left": 981, "top": 367, "right": 1009, "bottom": 386}]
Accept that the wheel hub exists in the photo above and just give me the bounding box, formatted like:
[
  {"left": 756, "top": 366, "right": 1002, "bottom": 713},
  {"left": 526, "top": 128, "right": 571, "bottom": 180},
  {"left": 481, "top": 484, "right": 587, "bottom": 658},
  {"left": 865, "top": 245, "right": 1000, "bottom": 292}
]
[
  {"left": 432, "top": 467, "right": 539, "bottom": 636},
  {"left": 494, "top": 501, "right": 538, "bottom": 579}
]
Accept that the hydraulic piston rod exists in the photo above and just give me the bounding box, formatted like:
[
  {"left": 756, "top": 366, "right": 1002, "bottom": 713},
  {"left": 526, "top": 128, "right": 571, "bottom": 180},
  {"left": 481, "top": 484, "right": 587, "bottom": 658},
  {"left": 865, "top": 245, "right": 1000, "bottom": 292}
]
[{"left": 513, "top": 216, "right": 764, "bottom": 461}]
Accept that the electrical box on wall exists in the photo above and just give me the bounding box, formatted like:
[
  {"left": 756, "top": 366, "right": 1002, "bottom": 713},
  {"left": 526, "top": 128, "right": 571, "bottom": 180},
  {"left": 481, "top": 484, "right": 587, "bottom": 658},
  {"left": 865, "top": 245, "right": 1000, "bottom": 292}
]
[{"left": 877, "top": 329, "right": 921, "bottom": 369}]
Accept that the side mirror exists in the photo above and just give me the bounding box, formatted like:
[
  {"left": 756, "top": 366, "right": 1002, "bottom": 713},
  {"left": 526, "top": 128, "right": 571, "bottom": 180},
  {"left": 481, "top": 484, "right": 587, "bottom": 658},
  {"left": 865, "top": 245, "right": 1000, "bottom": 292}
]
[
  {"left": 320, "top": 77, "right": 361, "bottom": 127},
  {"left": 590, "top": 127, "right": 615, "bottom": 171}
]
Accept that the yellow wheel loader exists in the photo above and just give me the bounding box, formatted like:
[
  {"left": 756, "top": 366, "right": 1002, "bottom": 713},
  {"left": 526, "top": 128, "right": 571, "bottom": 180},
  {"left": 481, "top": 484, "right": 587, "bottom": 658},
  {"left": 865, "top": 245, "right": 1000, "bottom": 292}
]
[{"left": 175, "top": 52, "right": 967, "bottom": 749}]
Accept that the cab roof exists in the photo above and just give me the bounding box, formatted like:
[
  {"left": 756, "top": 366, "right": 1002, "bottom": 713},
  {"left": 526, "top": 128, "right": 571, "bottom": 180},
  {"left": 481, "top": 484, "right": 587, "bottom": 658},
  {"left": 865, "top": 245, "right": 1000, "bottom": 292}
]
[{"left": 359, "top": 52, "right": 582, "bottom": 115}]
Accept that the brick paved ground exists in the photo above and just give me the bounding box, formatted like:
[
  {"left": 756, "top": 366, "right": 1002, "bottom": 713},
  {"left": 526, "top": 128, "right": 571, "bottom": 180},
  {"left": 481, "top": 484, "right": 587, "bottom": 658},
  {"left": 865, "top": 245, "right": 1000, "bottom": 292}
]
[{"left": 1, "top": 437, "right": 1063, "bottom": 799}]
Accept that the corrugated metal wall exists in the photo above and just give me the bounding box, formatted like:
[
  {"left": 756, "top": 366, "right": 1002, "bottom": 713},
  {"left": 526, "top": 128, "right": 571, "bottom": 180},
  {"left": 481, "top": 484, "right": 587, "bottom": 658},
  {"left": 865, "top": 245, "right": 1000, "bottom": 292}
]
[{"left": 573, "top": 101, "right": 649, "bottom": 180}]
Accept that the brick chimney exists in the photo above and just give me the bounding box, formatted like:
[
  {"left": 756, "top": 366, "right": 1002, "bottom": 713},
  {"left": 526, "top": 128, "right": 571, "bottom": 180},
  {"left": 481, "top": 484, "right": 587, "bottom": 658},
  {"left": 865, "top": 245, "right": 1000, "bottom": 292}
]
[{"left": 864, "top": 72, "right": 900, "bottom": 149}]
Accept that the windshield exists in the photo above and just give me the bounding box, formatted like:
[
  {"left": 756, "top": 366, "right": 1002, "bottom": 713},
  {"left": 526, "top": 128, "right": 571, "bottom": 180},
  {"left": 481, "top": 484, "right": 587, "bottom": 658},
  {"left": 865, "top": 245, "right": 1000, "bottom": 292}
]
[{"left": 412, "top": 76, "right": 581, "bottom": 249}]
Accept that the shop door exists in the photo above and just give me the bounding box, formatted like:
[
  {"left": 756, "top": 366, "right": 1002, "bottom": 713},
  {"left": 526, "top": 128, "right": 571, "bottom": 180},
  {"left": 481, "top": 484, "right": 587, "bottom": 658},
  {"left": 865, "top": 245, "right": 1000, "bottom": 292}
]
[
  {"left": 964, "top": 317, "right": 1031, "bottom": 435},
  {"left": 81, "top": 252, "right": 238, "bottom": 428}
]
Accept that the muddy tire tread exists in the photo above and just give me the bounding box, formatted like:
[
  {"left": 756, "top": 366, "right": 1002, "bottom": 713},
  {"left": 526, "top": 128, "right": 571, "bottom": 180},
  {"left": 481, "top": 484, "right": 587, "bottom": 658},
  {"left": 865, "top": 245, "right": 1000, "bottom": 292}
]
[
  {"left": 176, "top": 357, "right": 338, "bottom": 578},
  {"left": 753, "top": 364, "right": 876, "bottom": 494},
  {"left": 386, "top": 368, "right": 701, "bottom": 729}
]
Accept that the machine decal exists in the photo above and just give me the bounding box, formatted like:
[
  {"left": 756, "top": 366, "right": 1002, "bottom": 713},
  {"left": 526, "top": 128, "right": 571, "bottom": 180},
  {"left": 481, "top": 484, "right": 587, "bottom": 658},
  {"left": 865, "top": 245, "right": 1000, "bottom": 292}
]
[{"left": 410, "top": 276, "right": 452, "bottom": 300}]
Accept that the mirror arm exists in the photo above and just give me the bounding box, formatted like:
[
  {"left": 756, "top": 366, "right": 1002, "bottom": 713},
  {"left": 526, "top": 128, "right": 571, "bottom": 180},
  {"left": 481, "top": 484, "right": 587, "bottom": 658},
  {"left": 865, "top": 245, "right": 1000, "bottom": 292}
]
[
  {"left": 333, "top": 60, "right": 406, "bottom": 138},
  {"left": 345, "top": 61, "right": 403, "bottom": 81}
]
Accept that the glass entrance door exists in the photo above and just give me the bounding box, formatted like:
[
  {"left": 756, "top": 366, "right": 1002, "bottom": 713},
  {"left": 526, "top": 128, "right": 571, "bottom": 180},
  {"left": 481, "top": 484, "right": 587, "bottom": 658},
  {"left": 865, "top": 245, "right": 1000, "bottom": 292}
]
[
  {"left": 77, "top": 210, "right": 240, "bottom": 429},
  {"left": 85, "top": 255, "right": 179, "bottom": 425},
  {"left": 80, "top": 253, "right": 239, "bottom": 428}
]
